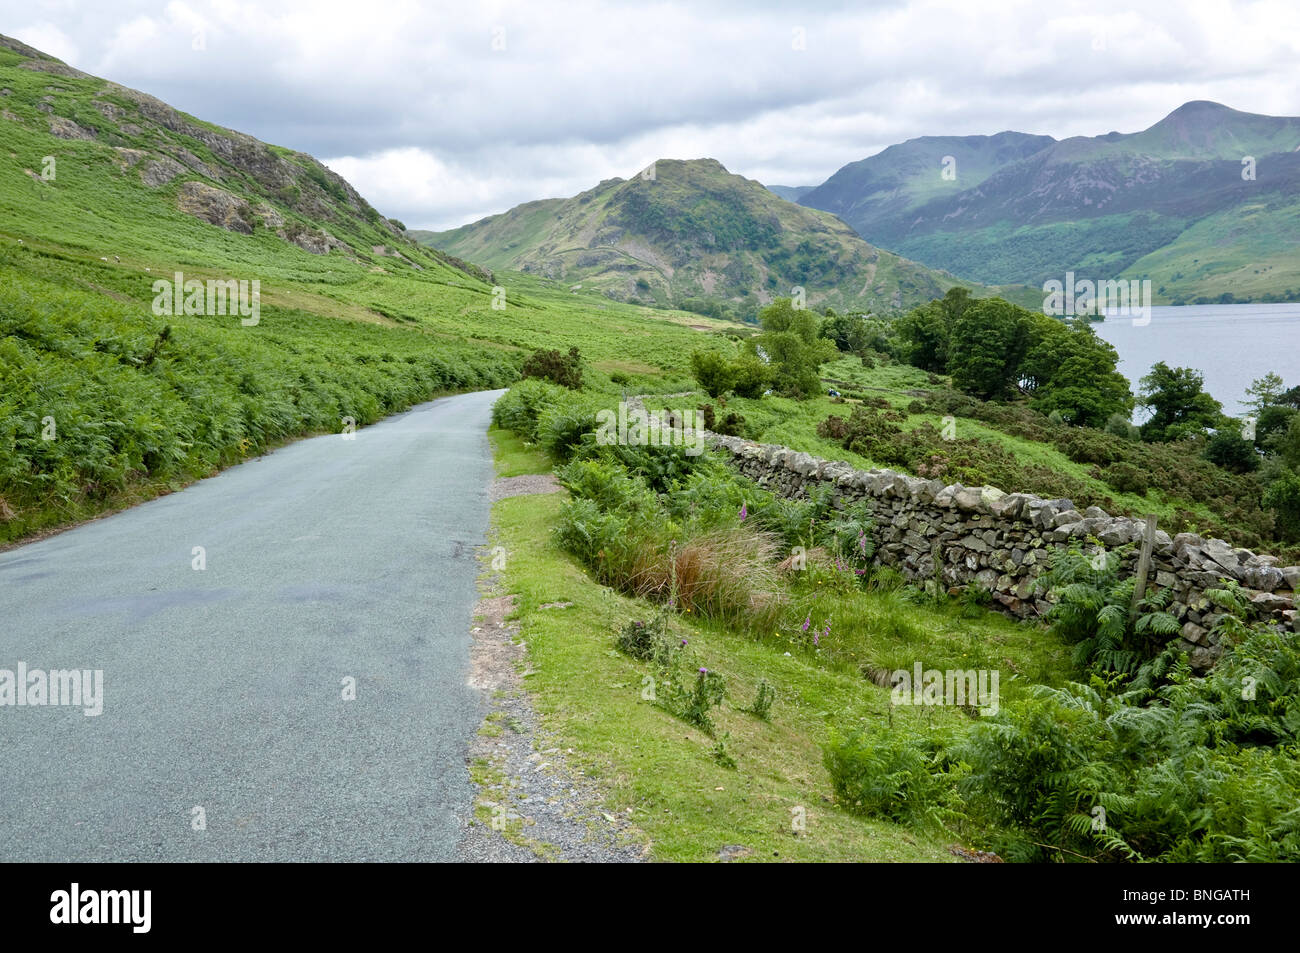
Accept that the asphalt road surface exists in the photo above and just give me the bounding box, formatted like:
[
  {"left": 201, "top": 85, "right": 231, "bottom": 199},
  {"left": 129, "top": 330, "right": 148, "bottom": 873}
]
[{"left": 0, "top": 390, "right": 505, "bottom": 861}]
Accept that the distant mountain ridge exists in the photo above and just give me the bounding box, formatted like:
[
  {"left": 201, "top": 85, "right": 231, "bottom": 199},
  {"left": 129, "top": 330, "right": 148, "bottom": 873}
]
[
  {"left": 797, "top": 101, "right": 1300, "bottom": 302},
  {"left": 418, "top": 158, "right": 1028, "bottom": 316}
]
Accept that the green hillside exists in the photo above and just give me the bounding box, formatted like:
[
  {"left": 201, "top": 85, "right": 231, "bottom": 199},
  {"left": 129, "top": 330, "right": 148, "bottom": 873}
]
[
  {"left": 417, "top": 158, "right": 1033, "bottom": 317},
  {"left": 799, "top": 102, "right": 1300, "bottom": 301},
  {"left": 798, "top": 131, "right": 1054, "bottom": 233},
  {"left": 0, "top": 35, "right": 737, "bottom": 543}
]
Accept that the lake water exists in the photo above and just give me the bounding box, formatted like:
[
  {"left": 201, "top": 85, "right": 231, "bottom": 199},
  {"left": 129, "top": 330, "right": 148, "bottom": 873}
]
[{"left": 1091, "top": 302, "right": 1300, "bottom": 419}]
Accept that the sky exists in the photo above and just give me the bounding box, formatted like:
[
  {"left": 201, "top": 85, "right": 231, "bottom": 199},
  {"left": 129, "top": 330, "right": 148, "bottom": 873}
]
[{"left": 4, "top": 0, "right": 1299, "bottom": 230}]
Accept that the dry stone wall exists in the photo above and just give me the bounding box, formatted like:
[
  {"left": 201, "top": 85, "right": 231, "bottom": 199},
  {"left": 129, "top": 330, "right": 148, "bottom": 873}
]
[{"left": 706, "top": 432, "right": 1299, "bottom": 672}]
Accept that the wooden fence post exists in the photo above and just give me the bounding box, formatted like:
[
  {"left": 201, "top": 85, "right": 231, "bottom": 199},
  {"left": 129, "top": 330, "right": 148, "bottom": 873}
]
[{"left": 1130, "top": 514, "right": 1158, "bottom": 617}]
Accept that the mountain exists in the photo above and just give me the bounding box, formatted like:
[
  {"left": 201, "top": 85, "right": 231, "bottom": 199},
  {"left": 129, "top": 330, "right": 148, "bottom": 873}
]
[
  {"left": 798, "top": 131, "right": 1054, "bottom": 234},
  {"left": 765, "top": 184, "right": 814, "bottom": 202},
  {"left": 0, "top": 33, "right": 497, "bottom": 283},
  {"left": 418, "top": 158, "right": 1021, "bottom": 316},
  {"left": 798, "top": 102, "right": 1300, "bottom": 302}
]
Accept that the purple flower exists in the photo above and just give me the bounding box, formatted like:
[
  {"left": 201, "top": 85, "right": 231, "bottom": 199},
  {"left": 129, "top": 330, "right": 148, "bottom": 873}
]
[
  {"left": 699, "top": 667, "right": 708, "bottom": 674},
  {"left": 739, "top": 502, "right": 748, "bottom": 521},
  {"left": 801, "top": 615, "right": 811, "bottom": 632},
  {"left": 681, "top": 638, "right": 688, "bottom": 647}
]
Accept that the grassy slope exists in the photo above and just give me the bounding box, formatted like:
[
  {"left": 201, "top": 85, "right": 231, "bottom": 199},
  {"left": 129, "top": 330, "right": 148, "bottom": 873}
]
[
  {"left": 0, "top": 49, "right": 739, "bottom": 542},
  {"left": 1122, "top": 200, "right": 1300, "bottom": 303},
  {"left": 487, "top": 427, "right": 1070, "bottom": 861}
]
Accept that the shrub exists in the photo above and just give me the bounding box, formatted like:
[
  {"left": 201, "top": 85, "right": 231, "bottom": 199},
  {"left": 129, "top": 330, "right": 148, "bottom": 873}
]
[
  {"left": 616, "top": 616, "right": 676, "bottom": 667},
  {"left": 1204, "top": 431, "right": 1259, "bottom": 473},
  {"left": 491, "top": 378, "right": 567, "bottom": 441},
  {"left": 715, "top": 412, "right": 747, "bottom": 437},
  {"left": 1263, "top": 472, "right": 1300, "bottom": 542},
  {"left": 535, "top": 391, "right": 600, "bottom": 460},
  {"left": 1103, "top": 462, "right": 1150, "bottom": 495},
  {"left": 822, "top": 729, "right": 958, "bottom": 826},
  {"left": 689, "top": 350, "right": 736, "bottom": 397},
  {"left": 1104, "top": 412, "right": 1140, "bottom": 441},
  {"left": 521, "top": 345, "right": 584, "bottom": 389}
]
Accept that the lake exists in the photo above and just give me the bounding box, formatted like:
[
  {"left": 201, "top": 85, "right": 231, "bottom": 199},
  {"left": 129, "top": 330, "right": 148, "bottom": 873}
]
[{"left": 1092, "top": 302, "right": 1300, "bottom": 419}]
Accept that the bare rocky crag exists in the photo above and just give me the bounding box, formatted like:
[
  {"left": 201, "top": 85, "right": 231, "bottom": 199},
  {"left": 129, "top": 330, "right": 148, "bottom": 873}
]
[{"left": 706, "top": 431, "right": 1299, "bottom": 672}]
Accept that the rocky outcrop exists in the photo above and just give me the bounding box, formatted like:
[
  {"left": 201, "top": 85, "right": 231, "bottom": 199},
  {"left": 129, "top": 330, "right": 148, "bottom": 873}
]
[
  {"left": 176, "top": 181, "right": 254, "bottom": 234},
  {"left": 47, "top": 115, "right": 96, "bottom": 140},
  {"left": 279, "top": 223, "right": 347, "bottom": 255},
  {"left": 140, "top": 155, "right": 186, "bottom": 188},
  {"left": 707, "top": 432, "right": 1299, "bottom": 671}
]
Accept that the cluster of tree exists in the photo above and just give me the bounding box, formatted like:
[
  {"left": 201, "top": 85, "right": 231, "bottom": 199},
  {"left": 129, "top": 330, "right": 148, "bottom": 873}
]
[
  {"left": 690, "top": 297, "right": 838, "bottom": 400},
  {"left": 1240, "top": 372, "right": 1300, "bottom": 541},
  {"left": 892, "top": 288, "right": 1133, "bottom": 427},
  {"left": 1136, "top": 366, "right": 1300, "bottom": 534}
]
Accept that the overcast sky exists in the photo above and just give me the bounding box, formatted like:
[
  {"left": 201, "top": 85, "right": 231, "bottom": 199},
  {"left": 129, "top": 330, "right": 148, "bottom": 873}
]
[{"left": 5, "top": 0, "right": 1299, "bottom": 230}]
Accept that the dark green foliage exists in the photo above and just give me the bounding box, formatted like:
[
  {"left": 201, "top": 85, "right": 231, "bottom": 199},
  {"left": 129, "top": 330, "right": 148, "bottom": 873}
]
[
  {"left": 819, "top": 404, "right": 1097, "bottom": 504},
  {"left": 1263, "top": 472, "right": 1300, "bottom": 542},
  {"left": 745, "top": 298, "right": 838, "bottom": 399},
  {"left": 714, "top": 411, "right": 747, "bottom": 437},
  {"left": 520, "top": 345, "right": 584, "bottom": 389},
  {"left": 1103, "top": 462, "right": 1150, "bottom": 495},
  {"left": 689, "top": 350, "right": 735, "bottom": 397},
  {"left": 1138, "top": 362, "right": 1225, "bottom": 441},
  {"left": 0, "top": 271, "right": 515, "bottom": 542},
  {"left": 947, "top": 298, "right": 1034, "bottom": 401},
  {"left": 1204, "top": 429, "right": 1259, "bottom": 473},
  {"left": 490, "top": 378, "right": 567, "bottom": 442},
  {"left": 920, "top": 392, "right": 1291, "bottom": 557},
  {"left": 1035, "top": 545, "right": 1180, "bottom": 676},
  {"left": 892, "top": 286, "right": 972, "bottom": 373},
  {"left": 689, "top": 349, "right": 771, "bottom": 399},
  {"left": 1255, "top": 404, "right": 1295, "bottom": 449},
  {"left": 822, "top": 729, "right": 959, "bottom": 827},
  {"left": 1024, "top": 321, "right": 1134, "bottom": 427}
]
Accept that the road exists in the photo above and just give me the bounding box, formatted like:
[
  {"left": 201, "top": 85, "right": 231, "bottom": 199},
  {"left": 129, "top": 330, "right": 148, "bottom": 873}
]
[{"left": 0, "top": 389, "right": 505, "bottom": 861}]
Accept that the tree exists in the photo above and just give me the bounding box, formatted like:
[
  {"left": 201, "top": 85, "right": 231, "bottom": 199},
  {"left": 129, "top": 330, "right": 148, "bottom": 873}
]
[
  {"left": 893, "top": 300, "right": 950, "bottom": 372},
  {"left": 1204, "top": 429, "right": 1259, "bottom": 473},
  {"left": 730, "top": 353, "right": 772, "bottom": 398},
  {"left": 1254, "top": 404, "right": 1296, "bottom": 450},
  {"left": 893, "top": 287, "right": 971, "bottom": 373},
  {"left": 521, "top": 346, "right": 583, "bottom": 389},
  {"left": 689, "top": 350, "right": 736, "bottom": 397},
  {"left": 1269, "top": 412, "right": 1300, "bottom": 470},
  {"left": 1244, "top": 372, "right": 1286, "bottom": 415},
  {"left": 1024, "top": 320, "right": 1133, "bottom": 427},
  {"left": 821, "top": 309, "right": 895, "bottom": 356},
  {"left": 746, "top": 298, "right": 838, "bottom": 399},
  {"left": 947, "top": 298, "right": 1034, "bottom": 400},
  {"left": 1137, "top": 362, "right": 1225, "bottom": 442},
  {"left": 1263, "top": 471, "right": 1300, "bottom": 542}
]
